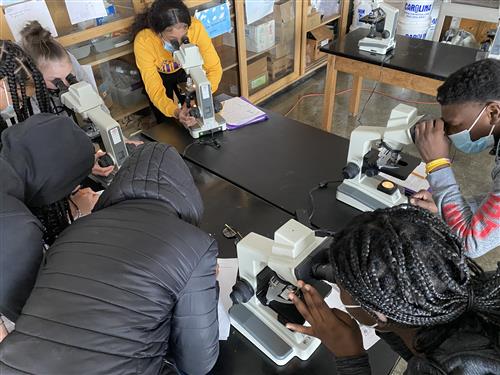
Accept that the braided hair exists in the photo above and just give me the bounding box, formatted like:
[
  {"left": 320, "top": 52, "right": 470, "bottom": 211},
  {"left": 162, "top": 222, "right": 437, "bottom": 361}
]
[
  {"left": 30, "top": 199, "right": 74, "bottom": 246},
  {"left": 329, "top": 205, "right": 500, "bottom": 353},
  {"left": 0, "top": 40, "right": 51, "bottom": 132},
  {"left": 437, "top": 58, "right": 500, "bottom": 105}
]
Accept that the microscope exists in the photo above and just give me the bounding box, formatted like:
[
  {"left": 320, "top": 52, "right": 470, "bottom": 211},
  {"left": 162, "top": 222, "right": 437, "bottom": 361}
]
[
  {"left": 337, "top": 104, "right": 422, "bottom": 212},
  {"left": 54, "top": 75, "right": 128, "bottom": 171},
  {"left": 358, "top": 1, "right": 399, "bottom": 55},
  {"left": 229, "top": 219, "right": 333, "bottom": 365},
  {"left": 172, "top": 37, "right": 226, "bottom": 139}
]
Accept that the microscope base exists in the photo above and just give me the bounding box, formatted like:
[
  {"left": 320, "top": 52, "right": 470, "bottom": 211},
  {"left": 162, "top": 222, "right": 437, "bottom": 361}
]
[
  {"left": 358, "top": 37, "right": 396, "bottom": 55},
  {"left": 230, "top": 303, "right": 320, "bottom": 366},
  {"left": 189, "top": 113, "right": 227, "bottom": 139},
  {"left": 336, "top": 178, "right": 408, "bottom": 212}
]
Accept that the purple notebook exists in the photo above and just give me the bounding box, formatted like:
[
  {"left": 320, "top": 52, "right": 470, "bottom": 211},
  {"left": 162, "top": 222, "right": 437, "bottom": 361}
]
[{"left": 221, "top": 97, "right": 269, "bottom": 130}]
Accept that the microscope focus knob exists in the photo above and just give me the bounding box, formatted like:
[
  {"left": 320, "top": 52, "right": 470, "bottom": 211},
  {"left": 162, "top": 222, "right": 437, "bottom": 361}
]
[
  {"left": 230, "top": 279, "right": 254, "bottom": 305},
  {"left": 97, "top": 153, "right": 114, "bottom": 168},
  {"left": 342, "top": 162, "right": 360, "bottom": 179},
  {"left": 382, "top": 30, "right": 390, "bottom": 39},
  {"left": 365, "top": 168, "right": 379, "bottom": 177},
  {"left": 213, "top": 100, "right": 223, "bottom": 113},
  {"left": 189, "top": 107, "right": 201, "bottom": 118}
]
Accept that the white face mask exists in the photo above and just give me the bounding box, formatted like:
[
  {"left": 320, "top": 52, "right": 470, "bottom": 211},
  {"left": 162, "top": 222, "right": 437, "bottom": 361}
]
[
  {"left": 1, "top": 80, "right": 15, "bottom": 120},
  {"left": 344, "top": 304, "right": 378, "bottom": 329}
]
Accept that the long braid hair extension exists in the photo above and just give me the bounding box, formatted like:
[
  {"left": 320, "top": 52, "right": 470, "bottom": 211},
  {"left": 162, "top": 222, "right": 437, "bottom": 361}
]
[
  {"left": 0, "top": 40, "right": 52, "bottom": 132},
  {"left": 30, "top": 198, "right": 74, "bottom": 246},
  {"left": 329, "top": 205, "right": 500, "bottom": 354}
]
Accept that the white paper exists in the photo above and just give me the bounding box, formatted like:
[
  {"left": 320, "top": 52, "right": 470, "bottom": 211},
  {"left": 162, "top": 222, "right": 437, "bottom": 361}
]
[
  {"left": 0, "top": 0, "right": 25, "bottom": 6},
  {"left": 324, "top": 283, "right": 380, "bottom": 350},
  {"left": 245, "top": 0, "right": 274, "bottom": 25},
  {"left": 64, "top": 0, "right": 107, "bottom": 25},
  {"left": 379, "top": 162, "right": 429, "bottom": 194},
  {"left": 217, "top": 258, "right": 239, "bottom": 312},
  {"left": 4, "top": 0, "right": 57, "bottom": 42},
  {"left": 220, "top": 97, "right": 266, "bottom": 126},
  {"left": 217, "top": 258, "right": 239, "bottom": 340},
  {"left": 217, "top": 300, "right": 231, "bottom": 340}
]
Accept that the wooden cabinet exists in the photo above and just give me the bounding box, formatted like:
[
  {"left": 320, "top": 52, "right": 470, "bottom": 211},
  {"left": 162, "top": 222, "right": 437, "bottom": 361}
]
[
  {"left": 1, "top": 0, "right": 347, "bottom": 120},
  {"left": 229, "top": 0, "right": 348, "bottom": 104},
  {"left": 301, "top": 0, "right": 349, "bottom": 76}
]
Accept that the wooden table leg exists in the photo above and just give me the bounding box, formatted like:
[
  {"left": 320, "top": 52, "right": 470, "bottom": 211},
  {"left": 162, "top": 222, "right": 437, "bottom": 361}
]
[
  {"left": 322, "top": 54, "right": 338, "bottom": 133},
  {"left": 349, "top": 75, "right": 363, "bottom": 116}
]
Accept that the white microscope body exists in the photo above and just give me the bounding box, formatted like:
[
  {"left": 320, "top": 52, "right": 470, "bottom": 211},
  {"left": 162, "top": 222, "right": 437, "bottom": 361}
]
[
  {"left": 60, "top": 82, "right": 128, "bottom": 168},
  {"left": 336, "top": 104, "right": 422, "bottom": 212},
  {"left": 358, "top": 1, "right": 399, "bottom": 55},
  {"left": 173, "top": 43, "right": 226, "bottom": 139},
  {"left": 230, "top": 219, "right": 332, "bottom": 365}
]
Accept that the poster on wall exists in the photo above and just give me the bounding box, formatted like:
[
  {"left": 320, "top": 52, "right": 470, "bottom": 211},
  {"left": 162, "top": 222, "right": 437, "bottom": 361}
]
[
  {"left": 4, "top": 0, "right": 57, "bottom": 42},
  {"left": 65, "top": 0, "right": 107, "bottom": 25},
  {"left": 195, "top": 2, "right": 232, "bottom": 38}
]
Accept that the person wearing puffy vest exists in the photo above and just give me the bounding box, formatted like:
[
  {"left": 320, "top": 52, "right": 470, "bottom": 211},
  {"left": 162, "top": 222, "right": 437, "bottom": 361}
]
[{"left": 1, "top": 142, "right": 219, "bottom": 375}]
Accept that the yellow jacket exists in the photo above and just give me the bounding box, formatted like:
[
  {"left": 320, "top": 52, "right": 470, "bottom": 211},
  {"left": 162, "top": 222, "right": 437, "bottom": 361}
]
[{"left": 134, "top": 18, "right": 222, "bottom": 117}]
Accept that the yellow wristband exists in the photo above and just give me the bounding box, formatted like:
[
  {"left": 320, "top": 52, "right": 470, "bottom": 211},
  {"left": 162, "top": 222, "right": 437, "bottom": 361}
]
[{"left": 425, "top": 158, "right": 451, "bottom": 174}]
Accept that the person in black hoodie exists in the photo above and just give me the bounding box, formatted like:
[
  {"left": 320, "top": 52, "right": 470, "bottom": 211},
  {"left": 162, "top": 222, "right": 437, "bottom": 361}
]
[
  {"left": 286, "top": 205, "right": 500, "bottom": 375},
  {"left": 0, "top": 142, "right": 219, "bottom": 375},
  {"left": 0, "top": 113, "right": 94, "bottom": 332}
]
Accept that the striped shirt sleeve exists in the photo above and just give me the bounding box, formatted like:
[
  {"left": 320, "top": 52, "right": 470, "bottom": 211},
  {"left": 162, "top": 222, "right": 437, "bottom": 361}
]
[{"left": 427, "top": 163, "right": 500, "bottom": 258}]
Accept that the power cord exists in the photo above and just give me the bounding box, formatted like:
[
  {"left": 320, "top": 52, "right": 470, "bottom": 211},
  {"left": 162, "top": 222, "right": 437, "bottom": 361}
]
[
  {"left": 308, "top": 179, "right": 343, "bottom": 222},
  {"left": 356, "top": 54, "right": 390, "bottom": 127},
  {"left": 182, "top": 129, "right": 221, "bottom": 157},
  {"left": 283, "top": 88, "right": 438, "bottom": 118}
]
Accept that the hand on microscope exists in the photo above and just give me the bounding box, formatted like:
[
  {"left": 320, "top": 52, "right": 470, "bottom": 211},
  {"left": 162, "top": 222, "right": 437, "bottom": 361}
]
[
  {"left": 414, "top": 118, "right": 450, "bottom": 163},
  {"left": 174, "top": 103, "right": 197, "bottom": 128},
  {"left": 286, "top": 281, "right": 364, "bottom": 358},
  {"left": 92, "top": 150, "right": 115, "bottom": 177}
]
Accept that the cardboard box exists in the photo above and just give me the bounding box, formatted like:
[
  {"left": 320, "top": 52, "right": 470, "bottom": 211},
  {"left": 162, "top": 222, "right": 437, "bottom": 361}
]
[
  {"left": 223, "top": 19, "right": 275, "bottom": 53},
  {"left": 274, "top": 0, "right": 294, "bottom": 24},
  {"left": 271, "top": 40, "right": 294, "bottom": 59},
  {"left": 306, "top": 26, "right": 333, "bottom": 63},
  {"left": 306, "top": 10, "right": 321, "bottom": 30},
  {"left": 247, "top": 55, "right": 269, "bottom": 94},
  {"left": 273, "top": 1, "right": 295, "bottom": 60},
  {"left": 267, "top": 55, "right": 293, "bottom": 81},
  {"left": 272, "top": 19, "right": 295, "bottom": 59},
  {"left": 275, "top": 18, "right": 294, "bottom": 44},
  {"left": 245, "top": 18, "right": 275, "bottom": 53},
  {"left": 218, "top": 68, "right": 239, "bottom": 96}
]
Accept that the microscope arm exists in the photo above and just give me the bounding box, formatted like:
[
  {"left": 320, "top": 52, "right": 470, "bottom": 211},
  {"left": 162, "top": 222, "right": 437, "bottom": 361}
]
[
  {"left": 60, "top": 82, "right": 129, "bottom": 168},
  {"left": 346, "top": 126, "right": 385, "bottom": 170}
]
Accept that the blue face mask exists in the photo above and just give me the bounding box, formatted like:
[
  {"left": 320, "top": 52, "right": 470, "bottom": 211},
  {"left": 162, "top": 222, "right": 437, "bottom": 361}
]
[
  {"left": 163, "top": 40, "right": 175, "bottom": 53},
  {"left": 448, "top": 106, "right": 496, "bottom": 154},
  {"left": 1, "top": 81, "right": 15, "bottom": 120}
]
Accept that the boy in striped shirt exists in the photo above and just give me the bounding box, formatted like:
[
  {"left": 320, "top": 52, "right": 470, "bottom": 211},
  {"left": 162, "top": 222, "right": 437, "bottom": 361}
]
[{"left": 411, "top": 59, "right": 499, "bottom": 258}]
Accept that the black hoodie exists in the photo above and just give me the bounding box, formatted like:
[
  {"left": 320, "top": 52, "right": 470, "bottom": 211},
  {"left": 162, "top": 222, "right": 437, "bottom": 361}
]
[
  {"left": 1, "top": 143, "right": 219, "bottom": 375},
  {"left": 0, "top": 113, "right": 94, "bottom": 322}
]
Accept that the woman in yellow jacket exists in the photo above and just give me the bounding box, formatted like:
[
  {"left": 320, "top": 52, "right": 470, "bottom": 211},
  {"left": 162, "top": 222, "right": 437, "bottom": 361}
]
[{"left": 133, "top": 0, "right": 222, "bottom": 127}]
